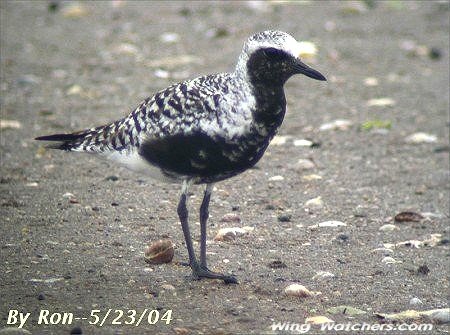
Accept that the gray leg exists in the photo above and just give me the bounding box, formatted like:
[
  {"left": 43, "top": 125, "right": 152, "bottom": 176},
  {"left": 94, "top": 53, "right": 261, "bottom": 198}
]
[
  {"left": 177, "top": 179, "right": 197, "bottom": 267},
  {"left": 199, "top": 183, "right": 213, "bottom": 268},
  {"left": 177, "top": 180, "right": 237, "bottom": 284}
]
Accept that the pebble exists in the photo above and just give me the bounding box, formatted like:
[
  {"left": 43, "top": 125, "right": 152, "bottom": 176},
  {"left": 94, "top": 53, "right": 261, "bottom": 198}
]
[
  {"left": 371, "top": 247, "right": 394, "bottom": 255},
  {"left": 268, "top": 175, "right": 284, "bottom": 181},
  {"left": 159, "top": 32, "right": 180, "bottom": 44},
  {"left": 144, "top": 239, "right": 174, "bottom": 264},
  {"left": 302, "top": 174, "right": 322, "bottom": 181},
  {"left": 0, "top": 119, "right": 22, "bottom": 129},
  {"left": 364, "top": 77, "right": 379, "bottom": 86},
  {"left": 268, "top": 260, "right": 287, "bottom": 269},
  {"left": 366, "top": 98, "right": 396, "bottom": 107},
  {"left": 293, "top": 139, "right": 314, "bottom": 147},
  {"left": 113, "top": 43, "right": 139, "bottom": 56},
  {"left": 220, "top": 213, "right": 241, "bottom": 223},
  {"left": 173, "top": 328, "right": 190, "bottom": 335},
  {"left": 405, "top": 132, "right": 437, "bottom": 144},
  {"left": 292, "top": 158, "right": 315, "bottom": 170},
  {"left": 29, "top": 277, "right": 64, "bottom": 284},
  {"left": 284, "top": 283, "right": 317, "bottom": 298},
  {"left": 394, "top": 211, "right": 423, "bottom": 222},
  {"left": 317, "top": 220, "right": 346, "bottom": 228},
  {"left": 381, "top": 256, "right": 400, "bottom": 264},
  {"left": 66, "top": 85, "right": 83, "bottom": 96},
  {"left": 305, "top": 316, "right": 334, "bottom": 324},
  {"left": 319, "top": 119, "right": 352, "bottom": 131},
  {"left": 277, "top": 214, "right": 292, "bottom": 222},
  {"left": 304, "top": 196, "right": 323, "bottom": 209},
  {"left": 214, "top": 226, "right": 253, "bottom": 242},
  {"left": 312, "top": 271, "right": 335, "bottom": 280},
  {"left": 161, "top": 284, "right": 176, "bottom": 290},
  {"left": 379, "top": 224, "right": 399, "bottom": 232},
  {"left": 271, "top": 135, "right": 289, "bottom": 146},
  {"left": 409, "top": 297, "right": 423, "bottom": 305}
]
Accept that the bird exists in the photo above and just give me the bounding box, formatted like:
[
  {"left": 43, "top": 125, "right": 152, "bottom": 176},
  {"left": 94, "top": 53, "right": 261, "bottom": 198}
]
[{"left": 35, "top": 30, "right": 326, "bottom": 284}]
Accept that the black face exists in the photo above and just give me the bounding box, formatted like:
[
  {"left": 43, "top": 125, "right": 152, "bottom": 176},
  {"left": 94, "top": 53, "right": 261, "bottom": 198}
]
[{"left": 247, "top": 47, "right": 326, "bottom": 86}]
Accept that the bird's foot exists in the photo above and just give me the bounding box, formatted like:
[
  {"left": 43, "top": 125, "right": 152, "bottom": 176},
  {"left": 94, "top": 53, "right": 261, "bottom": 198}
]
[{"left": 191, "top": 264, "right": 238, "bottom": 284}]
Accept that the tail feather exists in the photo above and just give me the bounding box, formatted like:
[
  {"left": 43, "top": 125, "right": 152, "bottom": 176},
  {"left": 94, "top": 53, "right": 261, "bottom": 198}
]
[
  {"left": 35, "top": 118, "right": 130, "bottom": 152},
  {"left": 35, "top": 128, "right": 98, "bottom": 151}
]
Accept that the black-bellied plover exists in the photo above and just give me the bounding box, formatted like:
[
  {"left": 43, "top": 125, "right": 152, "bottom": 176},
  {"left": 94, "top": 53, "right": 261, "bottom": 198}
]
[{"left": 36, "top": 30, "right": 326, "bottom": 284}]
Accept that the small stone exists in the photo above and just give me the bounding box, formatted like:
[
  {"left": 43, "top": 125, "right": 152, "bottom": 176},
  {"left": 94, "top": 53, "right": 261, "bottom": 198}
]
[
  {"left": 113, "top": 43, "right": 139, "bottom": 55},
  {"left": 37, "top": 293, "right": 45, "bottom": 300},
  {"left": 382, "top": 256, "right": 400, "bottom": 264},
  {"left": 62, "top": 192, "right": 74, "bottom": 198},
  {"left": 302, "top": 174, "right": 322, "bottom": 181},
  {"left": 394, "top": 211, "right": 423, "bottom": 222},
  {"left": 371, "top": 247, "right": 394, "bottom": 255},
  {"left": 292, "top": 158, "right": 315, "bottom": 170},
  {"left": 105, "top": 175, "right": 119, "bottom": 181},
  {"left": 220, "top": 213, "right": 241, "bottom": 223},
  {"left": 293, "top": 139, "right": 313, "bottom": 147},
  {"left": 66, "top": 84, "right": 83, "bottom": 96},
  {"left": 405, "top": 132, "right": 437, "bottom": 144},
  {"left": 111, "top": 202, "right": 119, "bottom": 207},
  {"left": 159, "top": 32, "right": 180, "bottom": 44},
  {"left": 319, "top": 119, "right": 352, "bottom": 131},
  {"left": 268, "top": 260, "right": 287, "bottom": 269},
  {"left": 144, "top": 239, "right": 174, "bottom": 264},
  {"left": 305, "top": 316, "right": 334, "bottom": 324},
  {"left": 0, "top": 119, "right": 22, "bottom": 129},
  {"left": 318, "top": 220, "right": 346, "bottom": 228},
  {"left": 364, "top": 77, "right": 379, "bottom": 86},
  {"left": 161, "top": 284, "right": 176, "bottom": 290},
  {"left": 379, "top": 224, "right": 399, "bottom": 232},
  {"left": 214, "top": 226, "right": 253, "bottom": 242},
  {"left": 429, "top": 47, "right": 442, "bottom": 60},
  {"left": 366, "top": 98, "right": 396, "bottom": 107},
  {"left": 304, "top": 196, "right": 323, "bottom": 209},
  {"left": 284, "top": 283, "right": 317, "bottom": 298},
  {"left": 409, "top": 297, "right": 423, "bottom": 305},
  {"left": 271, "top": 135, "right": 289, "bottom": 146},
  {"left": 173, "top": 328, "right": 190, "bottom": 335},
  {"left": 312, "top": 271, "right": 335, "bottom": 280},
  {"left": 277, "top": 214, "right": 292, "bottom": 222},
  {"left": 417, "top": 264, "right": 430, "bottom": 275},
  {"left": 268, "top": 175, "right": 284, "bottom": 181},
  {"left": 333, "top": 233, "right": 350, "bottom": 244}
]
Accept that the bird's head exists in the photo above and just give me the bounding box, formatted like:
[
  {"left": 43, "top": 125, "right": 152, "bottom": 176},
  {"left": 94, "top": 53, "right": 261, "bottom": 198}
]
[{"left": 237, "top": 30, "right": 326, "bottom": 86}]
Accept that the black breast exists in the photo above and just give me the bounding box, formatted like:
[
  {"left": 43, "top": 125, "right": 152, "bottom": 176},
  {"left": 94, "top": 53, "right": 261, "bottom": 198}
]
[{"left": 139, "top": 132, "right": 269, "bottom": 183}]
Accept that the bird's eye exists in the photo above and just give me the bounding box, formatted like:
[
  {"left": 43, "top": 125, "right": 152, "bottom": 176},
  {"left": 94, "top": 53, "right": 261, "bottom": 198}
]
[{"left": 262, "top": 47, "right": 287, "bottom": 60}]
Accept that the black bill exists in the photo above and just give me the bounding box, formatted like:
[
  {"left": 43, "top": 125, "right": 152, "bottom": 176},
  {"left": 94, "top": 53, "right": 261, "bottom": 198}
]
[{"left": 294, "top": 59, "right": 327, "bottom": 81}]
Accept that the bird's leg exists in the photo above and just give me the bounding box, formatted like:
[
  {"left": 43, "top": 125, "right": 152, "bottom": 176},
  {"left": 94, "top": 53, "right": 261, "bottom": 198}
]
[
  {"left": 197, "top": 183, "right": 238, "bottom": 284},
  {"left": 199, "top": 183, "right": 213, "bottom": 268},
  {"left": 177, "top": 180, "right": 197, "bottom": 268}
]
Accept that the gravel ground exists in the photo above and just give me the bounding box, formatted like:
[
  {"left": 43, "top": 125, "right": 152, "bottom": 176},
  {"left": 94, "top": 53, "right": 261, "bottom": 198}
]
[{"left": 1, "top": 1, "right": 449, "bottom": 334}]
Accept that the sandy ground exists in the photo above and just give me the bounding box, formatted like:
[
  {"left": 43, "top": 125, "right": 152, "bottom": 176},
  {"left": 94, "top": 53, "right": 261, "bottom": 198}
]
[{"left": 1, "top": 1, "right": 449, "bottom": 334}]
